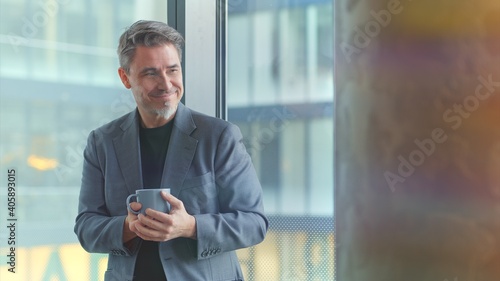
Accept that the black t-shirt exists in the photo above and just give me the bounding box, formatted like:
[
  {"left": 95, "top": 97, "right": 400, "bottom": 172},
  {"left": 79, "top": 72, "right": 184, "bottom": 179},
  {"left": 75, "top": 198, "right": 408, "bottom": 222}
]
[{"left": 134, "top": 120, "right": 174, "bottom": 281}]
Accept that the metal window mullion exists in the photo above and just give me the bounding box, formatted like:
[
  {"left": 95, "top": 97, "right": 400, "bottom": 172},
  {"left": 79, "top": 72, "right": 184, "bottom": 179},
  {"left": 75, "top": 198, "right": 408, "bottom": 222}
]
[{"left": 216, "top": 0, "right": 227, "bottom": 120}]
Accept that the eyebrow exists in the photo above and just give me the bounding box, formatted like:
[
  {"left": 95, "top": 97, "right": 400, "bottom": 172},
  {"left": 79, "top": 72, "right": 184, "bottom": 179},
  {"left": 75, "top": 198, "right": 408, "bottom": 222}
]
[{"left": 139, "top": 65, "right": 180, "bottom": 74}]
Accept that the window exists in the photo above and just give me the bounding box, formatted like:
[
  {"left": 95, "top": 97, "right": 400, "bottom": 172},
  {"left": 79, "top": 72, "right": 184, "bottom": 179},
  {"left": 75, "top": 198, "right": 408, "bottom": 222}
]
[
  {"left": 227, "top": 1, "right": 335, "bottom": 280},
  {"left": 0, "top": 1, "right": 334, "bottom": 280},
  {"left": 0, "top": 1, "right": 168, "bottom": 279}
]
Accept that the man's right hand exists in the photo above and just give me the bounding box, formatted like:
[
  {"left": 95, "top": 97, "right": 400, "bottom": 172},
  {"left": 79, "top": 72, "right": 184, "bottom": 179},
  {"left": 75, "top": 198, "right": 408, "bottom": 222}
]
[{"left": 123, "top": 202, "right": 141, "bottom": 243}]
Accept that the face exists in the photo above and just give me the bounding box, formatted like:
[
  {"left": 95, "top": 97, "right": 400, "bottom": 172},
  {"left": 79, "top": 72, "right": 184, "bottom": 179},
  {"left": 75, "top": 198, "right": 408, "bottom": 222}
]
[{"left": 118, "top": 44, "right": 183, "bottom": 127}]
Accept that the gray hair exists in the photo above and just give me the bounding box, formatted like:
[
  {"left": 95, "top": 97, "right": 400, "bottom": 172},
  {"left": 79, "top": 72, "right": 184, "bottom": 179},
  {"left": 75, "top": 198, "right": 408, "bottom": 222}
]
[{"left": 117, "top": 20, "right": 184, "bottom": 73}]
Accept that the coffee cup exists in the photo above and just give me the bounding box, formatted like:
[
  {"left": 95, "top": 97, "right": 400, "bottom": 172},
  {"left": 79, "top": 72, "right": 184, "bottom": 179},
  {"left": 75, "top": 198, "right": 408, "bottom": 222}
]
[{"left": 126, "top": 188, "right": 170, "bottom": 215}]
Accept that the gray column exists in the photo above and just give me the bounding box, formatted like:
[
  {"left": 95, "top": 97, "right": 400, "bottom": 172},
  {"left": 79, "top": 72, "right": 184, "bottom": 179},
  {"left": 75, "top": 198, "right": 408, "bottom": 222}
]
[{"left": 335, "top": 1, "right": 500, "bottom": 280}]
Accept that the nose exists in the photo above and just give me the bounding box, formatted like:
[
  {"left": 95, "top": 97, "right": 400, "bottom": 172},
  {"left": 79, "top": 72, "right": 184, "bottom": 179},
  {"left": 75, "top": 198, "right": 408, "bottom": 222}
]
[{"left": 157, "top": 73, "right": 173, "bottom": 91}]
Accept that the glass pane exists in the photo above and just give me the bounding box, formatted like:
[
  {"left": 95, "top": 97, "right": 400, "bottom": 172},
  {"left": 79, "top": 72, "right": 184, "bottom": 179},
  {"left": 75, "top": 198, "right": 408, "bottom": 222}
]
[
  {"left": 0, "top": 1, "right": 167, "bottom": 280},
  {"left": 227, "top": 0, "right": 335, "bottom": 280}
]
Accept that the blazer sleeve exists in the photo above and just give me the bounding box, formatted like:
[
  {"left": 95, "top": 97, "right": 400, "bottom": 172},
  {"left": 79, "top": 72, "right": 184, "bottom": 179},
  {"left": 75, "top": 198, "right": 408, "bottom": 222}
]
[
  {"left": 74, "top": 130, "right": 138, "bottom": 256},
  {"left": 194, "top": 123, "right": 269, "bottom": 259}
]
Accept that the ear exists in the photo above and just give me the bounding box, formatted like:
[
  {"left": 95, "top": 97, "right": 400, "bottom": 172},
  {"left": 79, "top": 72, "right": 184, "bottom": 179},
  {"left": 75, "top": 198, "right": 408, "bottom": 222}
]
[{"left": 118, "top": 67, "right": 132, "bottom": 89}]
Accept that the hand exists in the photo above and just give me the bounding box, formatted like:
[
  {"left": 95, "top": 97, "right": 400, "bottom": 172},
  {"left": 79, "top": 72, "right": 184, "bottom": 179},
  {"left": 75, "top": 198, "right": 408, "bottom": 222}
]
[
  {"left": 132, "top": 192, "right": 197, "bottom": 242},
  {"left": 123, "top": 202, "right": 141, "bottom": 243}
]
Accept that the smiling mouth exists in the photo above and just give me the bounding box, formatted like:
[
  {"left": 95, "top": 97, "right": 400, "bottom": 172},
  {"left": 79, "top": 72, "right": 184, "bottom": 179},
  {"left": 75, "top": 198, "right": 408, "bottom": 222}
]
[{"left": 151, "top": 91, "right": 176, "bottom": 98}]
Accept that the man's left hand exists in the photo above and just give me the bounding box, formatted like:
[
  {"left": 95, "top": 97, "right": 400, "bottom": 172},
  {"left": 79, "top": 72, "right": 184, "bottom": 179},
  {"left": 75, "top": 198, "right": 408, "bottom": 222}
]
[{"left": 133, "top": 192, "right": 197, "bottom": 242}]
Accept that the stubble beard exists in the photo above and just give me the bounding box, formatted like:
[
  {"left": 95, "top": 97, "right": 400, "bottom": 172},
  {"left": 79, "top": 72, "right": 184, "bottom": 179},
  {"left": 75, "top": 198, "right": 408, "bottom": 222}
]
[{"left": 152, "top": 101, "right": 177, "bottom": 120}]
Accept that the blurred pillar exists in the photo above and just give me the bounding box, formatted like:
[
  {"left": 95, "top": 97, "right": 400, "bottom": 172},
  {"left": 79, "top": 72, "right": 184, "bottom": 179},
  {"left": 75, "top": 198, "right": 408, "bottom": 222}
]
[{"left": 335, "top": 0, "right": 500, "bottom": 280}]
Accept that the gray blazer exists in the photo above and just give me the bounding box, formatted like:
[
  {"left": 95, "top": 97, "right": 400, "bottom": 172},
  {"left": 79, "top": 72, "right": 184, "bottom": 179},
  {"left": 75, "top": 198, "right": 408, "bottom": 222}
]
[{"left": 74, "top": 103, "right": 268, "bottom": 281}]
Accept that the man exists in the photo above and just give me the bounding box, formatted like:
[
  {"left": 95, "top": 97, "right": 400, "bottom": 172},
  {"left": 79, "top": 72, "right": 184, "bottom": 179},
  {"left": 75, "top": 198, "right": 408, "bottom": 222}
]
[{"left": 74, "top": 20, "right": 268, "bottom": 281}]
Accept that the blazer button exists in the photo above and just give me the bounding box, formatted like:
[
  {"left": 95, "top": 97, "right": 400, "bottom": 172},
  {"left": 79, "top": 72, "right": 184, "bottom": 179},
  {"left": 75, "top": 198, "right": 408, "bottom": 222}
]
[{"left": 201, "top": 250, "right": 208, "bottom": 257}]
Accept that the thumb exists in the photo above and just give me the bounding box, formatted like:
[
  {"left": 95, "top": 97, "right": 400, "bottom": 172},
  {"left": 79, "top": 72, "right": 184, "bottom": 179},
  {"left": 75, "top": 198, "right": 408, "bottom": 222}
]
[{"left": 161, "top": 191, "right": 183, "bottom": 210}]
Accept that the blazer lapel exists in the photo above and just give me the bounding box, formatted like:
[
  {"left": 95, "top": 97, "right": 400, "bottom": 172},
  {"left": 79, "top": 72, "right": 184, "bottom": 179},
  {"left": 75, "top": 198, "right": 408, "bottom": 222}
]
[
  {"left": 113, "top": 110, "right": 143, "bottom": 195},
  {"left": 160, "top": 103, "right": 198, "bottom": 197}
]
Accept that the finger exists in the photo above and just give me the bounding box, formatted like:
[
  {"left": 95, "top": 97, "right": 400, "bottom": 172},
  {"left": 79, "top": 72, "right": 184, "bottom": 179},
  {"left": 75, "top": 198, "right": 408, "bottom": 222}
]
[
  {"left": 144, "top": 208, "right": 169, "bottom": 222},
  {"left": 134, "top": 221, "right": 162, "bottom": 241},
  {"left": 134, "top": 226, "right": 156, "bottom": 241},
  {"left": 160, "top": 191, "right": 172, "bottom": 201},
  {"left": 128, "top": 218, "right": 145, "bottom": 233},
  {"left": 133, "top": 219, "right": 151, "bottom": 234},
  {"left": 161, "top": 192, "right": 183, "bottom": 210},
  {"left": 138, "top": 212, "right": 166, "bottom": 230},
  {"left": 129, "top": 202, "right": 142, "bottom": 212}
]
